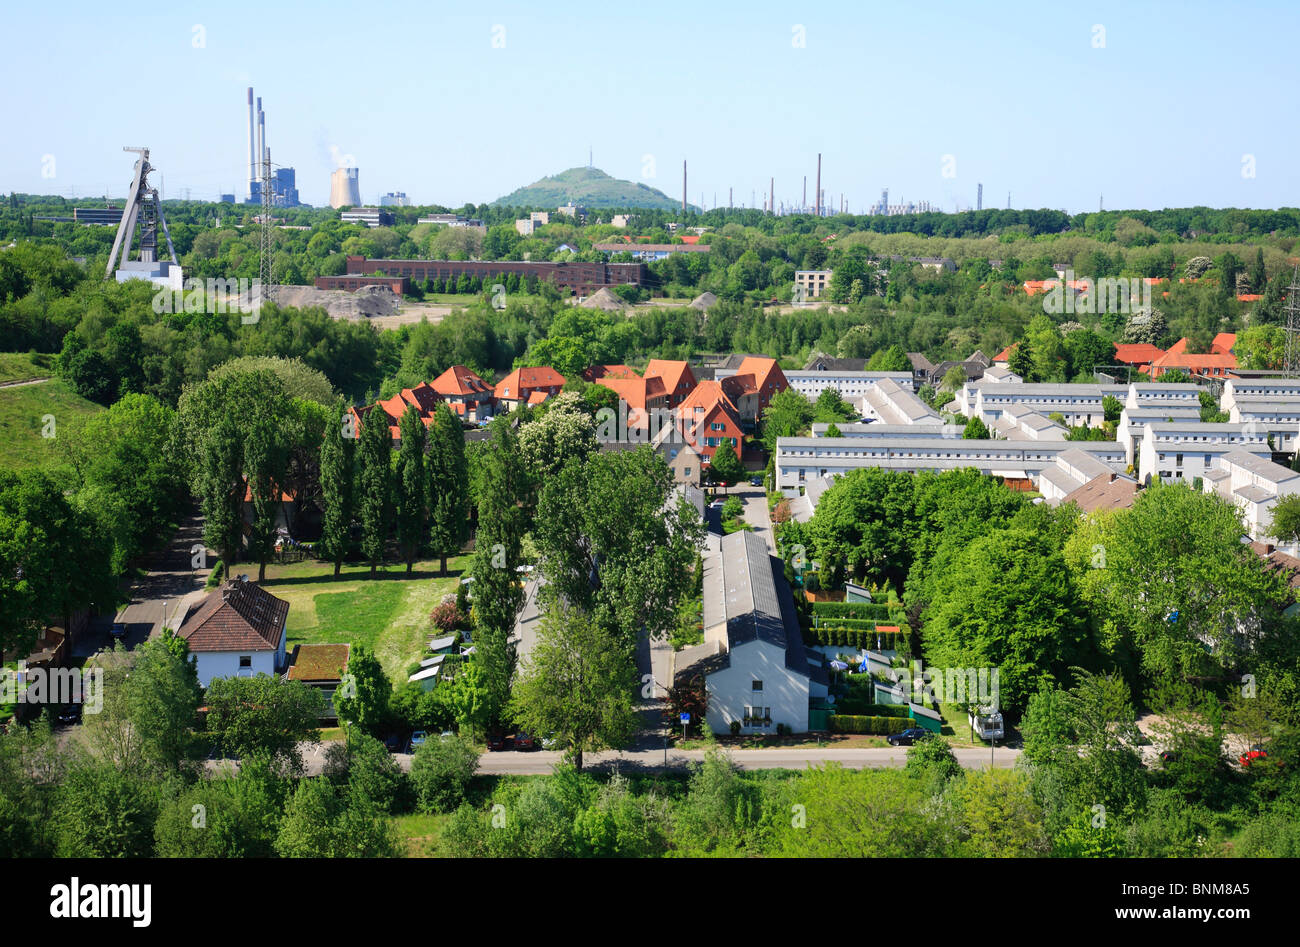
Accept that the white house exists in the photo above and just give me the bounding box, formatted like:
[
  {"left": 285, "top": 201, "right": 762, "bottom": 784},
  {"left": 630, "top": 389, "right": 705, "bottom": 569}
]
[
  {"left": 176, "top": 577, "right": 289, "bottom": 687},
  {"left": 1202, "top": 449, "right": 1300, "bottom": 550},
  {"left": 784, "top": 370, "right": 914, "bottom": 402},
  {"left": 672, "top": 530, "right": 827, "bottom": 734},
  {"left": 1137, "top": 421, "right": 1271, "bottom": 485}
]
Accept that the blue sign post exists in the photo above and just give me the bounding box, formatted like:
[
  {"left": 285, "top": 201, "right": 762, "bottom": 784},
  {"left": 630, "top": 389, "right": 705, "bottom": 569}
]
[{"left": 680, "top": 712, "right": 690, "bottom": 741}]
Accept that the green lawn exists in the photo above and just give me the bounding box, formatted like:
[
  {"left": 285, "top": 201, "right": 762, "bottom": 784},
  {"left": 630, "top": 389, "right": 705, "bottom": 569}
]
[
  {"left": 261, "top": 556, "right": 469, "bottom": 683},
  {"left": 391, "top": 812, "right": 450, "bottom": 857},
  {"left": 0, "top": 352, "right": 55, "bottom": 385},
  {"left": 0, "top": 377, "right": 103, "bottom": 472}
]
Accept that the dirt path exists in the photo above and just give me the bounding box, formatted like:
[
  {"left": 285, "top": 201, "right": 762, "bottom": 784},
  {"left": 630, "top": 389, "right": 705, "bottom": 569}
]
[{"left": 0, "top": 377, "right": 51, "bottom": 389}]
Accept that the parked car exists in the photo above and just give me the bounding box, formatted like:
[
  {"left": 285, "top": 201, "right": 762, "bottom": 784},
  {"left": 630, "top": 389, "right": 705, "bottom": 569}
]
[
  {"left": 887, "top": 727, "right": 929, "bottom": 747},
  {"left": 55, "top": 704, "right": 82, "bottom": 726},
  {"left": 1239, "top": 745, "right": 1280, "bottom": 768},
  {"left": 109, "top": 622, "right": 127, "bottom": 642},
  {"left": 487, "top": 732, "right": 508, "bottom": 751},
  {"left": 541, "top": 734, "right": 561, "bottom": 750},
  {"left": 383, "top": 733, "right": 406, "bottom": 753},
  {"left": 408, "top": 730, "right": 428, "bottom": 752},
  {"left": 749, "top": 476, "right": 763, "bottom": 486},
  {"left": 439, "top": 730, "right": 456, "bottom": 741},
  {"left": 513, "top": 731, "right": 537, "bottom": 751},
  {"left": 1159, "top": 750, "right": 1179, "bottom": 763}
]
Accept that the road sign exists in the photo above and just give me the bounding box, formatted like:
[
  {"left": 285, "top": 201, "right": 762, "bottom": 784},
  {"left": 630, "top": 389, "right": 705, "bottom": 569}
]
[{"left": 679, "top": 713, "right": 690, "bottom": 724}]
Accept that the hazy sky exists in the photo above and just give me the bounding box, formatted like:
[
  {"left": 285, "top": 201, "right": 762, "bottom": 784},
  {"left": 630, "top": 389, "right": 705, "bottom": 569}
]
[{"left": 4, "top": 0, "right": 1296, "bottom": 213}]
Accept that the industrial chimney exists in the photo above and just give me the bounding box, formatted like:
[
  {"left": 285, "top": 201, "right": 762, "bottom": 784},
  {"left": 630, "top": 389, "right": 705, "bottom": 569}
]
[
  {"left": 815, "top": 153, "right": 821, "bottom": 217},
  {"left": 682, "top": 160, "right": 687, "bottom": 213},
  {"left": 246, "top": 88, "right": 255, "bottom": 203}
]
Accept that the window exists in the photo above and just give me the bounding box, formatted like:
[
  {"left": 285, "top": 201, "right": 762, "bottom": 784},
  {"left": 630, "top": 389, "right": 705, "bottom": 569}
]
[
  {"left": 752, "top": 680, "right": 763, "bottom": 692},
  {"left": 684, "top": 467, "right": 691, "bottom": 477},
  {"left": 239, "top": 655, "right": 252, "bottom": 668}
]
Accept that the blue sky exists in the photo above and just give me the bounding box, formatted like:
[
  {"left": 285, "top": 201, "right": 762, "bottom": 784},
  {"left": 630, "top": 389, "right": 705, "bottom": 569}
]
[{"left": 3, "top": 0, "right": 1296, "bottom": 212}]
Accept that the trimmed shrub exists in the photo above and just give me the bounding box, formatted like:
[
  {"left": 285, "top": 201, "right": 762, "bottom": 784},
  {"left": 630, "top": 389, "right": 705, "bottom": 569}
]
[
  {"left": 827, "top": 715, "right": 913, "bottom": 735},
  {"left": 813, "top": 602, "right": 892, "bottom": 621}
]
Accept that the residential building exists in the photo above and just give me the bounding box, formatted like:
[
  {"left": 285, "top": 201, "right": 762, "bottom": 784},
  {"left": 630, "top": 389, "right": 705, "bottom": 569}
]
[
  {"left": 380, "top": 191, "right": 411, "bottom": 207},
  {"left": 431, "top": 364, "right": 495, "bottom": 421},
  {"left": 676, "top": 380, "right": 747, "bottom": 463},
  {"left": 713, "top": 355, "right": 788, "bottom": 416},
  {"left": 595, "top": 372, "right": 669, "bottom": 432},
  {"left": 672, "top": 530, "right": 826, "bottom": 734},
  {"left": 176, "top": 577, "right": 289, "bottom": 687},
  {"left": 857, "top": 377, "right": 941, "bottom": 425},
  {"left": 1061, "top": 472, "right": 1140, "bottom": 513},
  {"left": 1116, "top": 405, "right": 1203, "bottom": 466},
  {"left": 1202, "top": 449, "right": 1300, "bottom": 550},
  {"left": 774, "top": 436, "right": 1126, "bottom": 491},
  {"left": 785, "top": 369, "right": 913, "bottom": 403},
  {"left": 1137, "top": 421, "right": 1271, "bottom": 484},
  {"left": 794, "top": 269, "right": 833, "bottom": 299},
  {"left": 644, "top": 359, "right": 698, "bottom": 408},
  {"left": 493, "top": 366, "right": 566, "bottom": 409}
]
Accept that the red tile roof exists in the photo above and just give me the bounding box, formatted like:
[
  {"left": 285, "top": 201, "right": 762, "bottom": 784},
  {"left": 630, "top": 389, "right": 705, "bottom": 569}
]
[
  {"left": 597, "top": 373, "right": 668, "bottom": 412},
  {"left": 431, "top": 364, "right": 492, "bottom": 398},
  {"left": 734, "top": 356, "right": 786, "bottom": 398},
  {"left": 178, "top": 578, "right": 289, "bottom": 653},
  {"left": 1112, "top": 343, "right": 1165, "bottom": 365},
  {"left": 644, "top": 359, "right": 697, "bottom": 395},
  {"left": 583, "top": 364, "right": 640, "bottom": 382},
  {"left": 994, "top": 343, "right": 1018, "bottom": 362},
  {"left": 494, "top": 366, "right": 566, "bottom": 400},
  {"left": 1211, "top": 332, "right": 1237, "bottom": 355}
]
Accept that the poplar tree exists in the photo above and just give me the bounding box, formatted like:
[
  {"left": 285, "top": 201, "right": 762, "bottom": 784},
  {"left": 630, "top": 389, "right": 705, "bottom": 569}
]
[
  {"left": 318, "top": 400, "right": 356, "bottom": 577},
  {"left": 395, "top": 405, "right": 427, "bottom": 573},
  {"left": 357, "top": 408, "right": 393, "bottom": 577}
]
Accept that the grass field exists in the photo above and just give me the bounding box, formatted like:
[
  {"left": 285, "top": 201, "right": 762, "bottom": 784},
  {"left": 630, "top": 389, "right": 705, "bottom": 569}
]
[
  {"left": 0, "top": 377, "right": 103, "bottom": 472},
  {"left": 260, "top": 556, "right": 469, "bottom": 682},
  {"left": 0, "top": 352, "right": 55, "bottom": 385},
  {"left": 392, "top": 812, "right": 450, "bottom": 857}
]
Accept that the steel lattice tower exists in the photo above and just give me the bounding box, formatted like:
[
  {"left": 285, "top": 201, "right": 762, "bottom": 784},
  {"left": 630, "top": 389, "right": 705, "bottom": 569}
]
[
  {"left": 258, "top": 146, "right": 275, "bottom": 303},
  {"left": 1285, "top": 264, "right": 1300, "bottom": 377}
]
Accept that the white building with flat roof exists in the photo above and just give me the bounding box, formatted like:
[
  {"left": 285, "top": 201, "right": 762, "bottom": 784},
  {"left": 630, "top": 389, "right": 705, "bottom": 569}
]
[
  {"left": 1116, "top": 405, "right": 1204, "bottom": 466},
  {"left": 785, "top": 370, "right": 913, "bottom": 402},
  {"left": 857, "top": 377, "right": 940, "bottom": 425},
  {"left": 1222, "top": 378, "right": 1300, "bottom": 413},
  {"left": 774, "top": 436, "right": 1125, "bottom": 490},
  {"left": 1137, "top": 422, "right": 1271, "bottom": 484}
]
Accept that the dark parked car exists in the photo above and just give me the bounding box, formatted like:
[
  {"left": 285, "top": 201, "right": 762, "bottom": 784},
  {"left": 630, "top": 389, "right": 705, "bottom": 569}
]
[
  {"left": 487, "top": 732, "right": 508, "bottom": 751},
  {"left": 55, "top": 704, "right": 82, "bottom": 726},
  {"left": 513, "top": 732, "right": 537, "bottom": 751},
  {"left": 749, "top": 476, "right": 763, "bottom": 486},
  {"left": 109, "top": 622, "right": 127, "bottom": 642},
  {"left": 383, "top": 733, "right": 407, "bottom": 753},
  {"left": 887, "top": 727, "right": 929, "bottom": 747}
]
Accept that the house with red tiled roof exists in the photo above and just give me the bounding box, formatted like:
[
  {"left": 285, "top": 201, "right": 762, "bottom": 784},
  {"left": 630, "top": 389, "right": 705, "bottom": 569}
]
[
  {"left": 1212, "top": 332, "right": 1237, "bottom": 356},
  {"left": 583, "top": 364, "right": 640, "bottom": 383},
  {"left": 733, "top": 356, "right": 788, "bottom": 413},
  {"left": 596, "top": 372, "right": 669, "bottom": 431},
  {"left": 1147, "top": 339, "right": 1238, "bottom": 379},
  {"left": 177, "top": 576, "right": 290, "bottom": 686},
  {"left": 494, "top": 366, "right": 566, "bottom": 409},
  {"left": 1113, "top": 342, "right": 1165, "bottom": 368},
  {"left": 431, "top": 365, "right": 495, "bottom": 421},
  {"left": 992, "top": 343, "right": 1018, "bottom": 368},
  {"left": 677, "top": 380, "right": 747, "bottom": 463},
  {"left": 645, "top": 359, "right": 698, "bottom": 408}
]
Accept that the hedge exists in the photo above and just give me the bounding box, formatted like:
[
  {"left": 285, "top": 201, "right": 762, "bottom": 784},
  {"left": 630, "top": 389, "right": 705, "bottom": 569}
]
[
  {"left": 827, "top": 715, "right": 913, "bottom": 734},
  {"left": 813, "top": 616, "right": 906, "bottom": 632},
  {"left": 834, "top": 700, "right": 912, "bottom": 717},
  {"left": 804, "top": 626, "right": 906, "bottom": 650},
  {"left": 813, "top": 602, "right": 893, "bottom": 620}
]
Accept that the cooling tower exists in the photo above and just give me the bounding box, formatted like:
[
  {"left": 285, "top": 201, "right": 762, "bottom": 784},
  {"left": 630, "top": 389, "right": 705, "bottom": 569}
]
[{"left": 330, "top": 167, "right": 361, "bottom": 209}]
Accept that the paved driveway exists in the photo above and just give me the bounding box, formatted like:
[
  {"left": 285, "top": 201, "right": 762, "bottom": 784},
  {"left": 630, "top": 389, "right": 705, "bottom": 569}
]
[{"left": 78, "top": 510, "right": 210, "bottom": 658}]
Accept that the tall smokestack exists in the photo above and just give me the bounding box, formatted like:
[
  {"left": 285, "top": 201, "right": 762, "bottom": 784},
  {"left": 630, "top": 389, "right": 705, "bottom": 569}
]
[
  {"left": 802, "top": 176, "right": 806, "bottom": 212},
  {"left": 682, "top": 160, "right": 687, "bottom": 213},
  {"left": 815, "top": 154, "right": 821, "bottom": 217},
  {"left": 729, "top": 187, "right": 732, "bottom": 209},
  {"left": 246, "top": 88, "right": 256, "bottom": 202},
  {"left": 257, "top": 98, "right": 266, "bottom": 197},
  {"left": 770, "top": 177, "right": 774, "bottom": 216}
]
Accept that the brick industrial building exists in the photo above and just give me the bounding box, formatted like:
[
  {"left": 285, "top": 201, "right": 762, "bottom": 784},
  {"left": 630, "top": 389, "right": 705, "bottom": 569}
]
[{"left": 320, "top": 256, "right": 648, "bottom": 293}]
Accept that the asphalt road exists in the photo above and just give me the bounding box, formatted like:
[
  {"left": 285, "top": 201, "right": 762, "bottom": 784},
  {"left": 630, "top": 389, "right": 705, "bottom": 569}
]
[{"left": 270, "top": 741, "right": 1021, "bottom": 778}]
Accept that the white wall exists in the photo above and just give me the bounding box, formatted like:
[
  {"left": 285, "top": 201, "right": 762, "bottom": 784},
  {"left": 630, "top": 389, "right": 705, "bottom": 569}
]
[
  {"left": 704, "top": 639, "right": 810, "bottom": 734},
  {"left": 194, "top": 649, "right": 277, "bottom": 688}
]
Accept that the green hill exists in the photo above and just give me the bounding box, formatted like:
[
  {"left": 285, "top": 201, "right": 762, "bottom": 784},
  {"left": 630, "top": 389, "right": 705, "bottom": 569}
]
[
  {"left": 492, "top": 167, "right": 686, "bottom": 210},
  {"left": 0, "top": 377, "right": 103, "bottom": 474}
]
